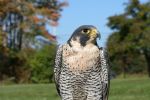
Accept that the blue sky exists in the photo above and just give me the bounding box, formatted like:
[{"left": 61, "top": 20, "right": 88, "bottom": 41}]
[{"left": 47, "top": 0, "right": 149, "bottom": 47}]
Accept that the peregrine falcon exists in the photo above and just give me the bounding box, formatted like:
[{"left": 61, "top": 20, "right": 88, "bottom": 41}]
[{"left": 54, "top": 25, "right": 110, "bottom": 100}]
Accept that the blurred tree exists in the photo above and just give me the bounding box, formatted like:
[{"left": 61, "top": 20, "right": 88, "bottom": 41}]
[
  {"left": 107, "top": 0, "right": 150, "bottom": 77},
  {"left": 0, "top": 0, "right": 67, "bottom": 50},
  {"left": 29, "top": 45, "right": 56, "bottom": 83},
  {"left": 0, "top": 0, "right": 67, "bottom": 83}
]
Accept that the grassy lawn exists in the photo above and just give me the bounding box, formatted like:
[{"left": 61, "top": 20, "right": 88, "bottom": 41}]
[
  {"left": 0, "top": 77, "right": 150, "bottom": 100},
  {"left": 0, "top": 84, "right": 60, "bottom": 100},
  {"left": 109, "top": 77, "right": 150, "bottom": 100}
]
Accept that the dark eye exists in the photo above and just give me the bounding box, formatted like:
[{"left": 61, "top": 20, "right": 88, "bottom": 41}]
[{"left": 81, "top": 29, "right": 90, "bottom": 34}]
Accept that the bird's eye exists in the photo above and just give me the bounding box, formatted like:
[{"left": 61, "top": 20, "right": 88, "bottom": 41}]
[{"left": 82, "top": 29, "right": 90, "bottom": 34}]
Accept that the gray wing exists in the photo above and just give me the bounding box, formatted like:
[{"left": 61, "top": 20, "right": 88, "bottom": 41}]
[
  {"left": 54, "top": 45, "right": 63, "bottom": 96},
  {"left": 99, "top": 47, "right": 110, "bottom": 100}
]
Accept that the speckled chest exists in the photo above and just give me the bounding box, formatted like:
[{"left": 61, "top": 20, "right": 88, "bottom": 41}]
[{"left": 62, "top": 43, "right": 100, "bottom": 74}]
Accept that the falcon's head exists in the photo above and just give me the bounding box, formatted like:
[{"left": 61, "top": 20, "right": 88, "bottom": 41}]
[{"left": 68, "top": 25, "right": 100, "bottom": 46}]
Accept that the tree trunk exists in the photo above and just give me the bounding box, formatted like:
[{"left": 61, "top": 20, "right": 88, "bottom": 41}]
[
  {"left": 18, "top": 29, "right": 23, "bottom": 50},
  {"left": 123, "top": 66, "right": 126, "bottom": 78},
  {"left": 122, "top": 54, "right": 127, "bottom": 78},
  {"left": 143, "top": 49, "right": 150, "bottom": 78}
]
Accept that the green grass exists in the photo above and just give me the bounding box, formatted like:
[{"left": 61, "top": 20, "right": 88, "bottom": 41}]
[
  {"left": 0, "top": 84, "right": 60, "bottom": 100},
  {"left": 109, "top": 77, "right": 150, "bottom": 100},
  {"left": 0, "top": 77, "right": 150, "bottom": 100}
]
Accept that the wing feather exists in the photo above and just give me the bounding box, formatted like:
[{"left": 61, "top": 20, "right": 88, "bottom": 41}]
[
  {"left": 54, "top": 45, "right": 63, "bottom": 96},
  {"left": 99, "top": 47, "right": 110, "bottom": 100}
]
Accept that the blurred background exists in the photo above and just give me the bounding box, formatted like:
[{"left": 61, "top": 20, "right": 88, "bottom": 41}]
[{"left": 0, "top": 0, "right": 150, "bottom": 100}]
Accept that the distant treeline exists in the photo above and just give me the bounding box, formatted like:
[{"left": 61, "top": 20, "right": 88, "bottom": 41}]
[{"left": 107, "top": 0, "right": 150, "bottom": 78}]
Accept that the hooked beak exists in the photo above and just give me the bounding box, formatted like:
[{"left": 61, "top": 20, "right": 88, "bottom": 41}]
[
  {"left": 91, "top": 28, "right": 101, "bottom": 40},
  {"left": 97, "top": 31, "right": 101, "bottom": 40}
]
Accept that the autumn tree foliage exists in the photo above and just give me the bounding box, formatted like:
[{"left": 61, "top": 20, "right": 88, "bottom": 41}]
[
  {"left": 0, "top": 0, "right": 67, "bottom": 50},
  {"left": 107, "top": 0, "right": 150, "bottom": 77},
  {"left": 0, "top": 0, "right": 67, "bottom": 83}
]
